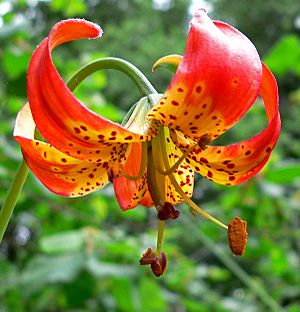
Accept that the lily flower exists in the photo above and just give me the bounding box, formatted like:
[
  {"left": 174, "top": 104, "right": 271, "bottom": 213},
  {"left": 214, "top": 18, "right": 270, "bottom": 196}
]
[{"left": 14, "top": 9, "right": 280, "bottom": 276}]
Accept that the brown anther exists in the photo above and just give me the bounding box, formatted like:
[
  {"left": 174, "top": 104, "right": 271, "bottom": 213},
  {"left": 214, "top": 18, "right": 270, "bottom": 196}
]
[
  {"left": 228, "top": 216, "right": 248, "bottom": 256},
  {"left": 151, "top": 252, "right": 167, "bottom": 277},
  {"left": 198, "top": 132, "right": 213, "bottom": 150},
  {"left": 139, "top": 248, "right": 167, "bottom": 277},
  {"left": 157, "top": 202, "right": 180, "bottom": 221},
  {"left": 107, "top": 164, "right": 123, "bottom": 182},
  {"left": 139, "top": 248, "right": 157, "bottom": 265}
]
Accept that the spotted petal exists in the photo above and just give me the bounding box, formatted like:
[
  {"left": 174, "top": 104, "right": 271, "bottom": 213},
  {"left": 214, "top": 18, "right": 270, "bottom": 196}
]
[
  {"left": 163, "top": 129, "right": 194, "bottom": 204},
  {"left": 181, "top": 64, "right": 280, "bottom": 185},
  {"left": 113, "top": 143, "right": 153, "bottom": 210},
  {"left": 27, "top": 19, "right": 155, "bottom": 163},
  {"left": 13, "top": 104, "right": 131, "bottom": 197},
  {"left": 148, "top": 9, "right": 262, "bottom": 141}
]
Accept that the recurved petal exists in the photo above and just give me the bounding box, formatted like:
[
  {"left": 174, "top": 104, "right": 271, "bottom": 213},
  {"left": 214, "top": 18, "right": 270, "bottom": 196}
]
[
  {"left": 27, "top": 19, "right": 155, "bottom": 163},
  {"left": 185, "top": 63, "right": 280, "bottom": 185},
  {"left": 14, "top": 104, "right": 130, "bottom": 196},
  {"left": 113, "top": 143, "right": 154, "bottom": 210},
  {"left": 148, "top": 9, "right": 262, "bottom": 141}
]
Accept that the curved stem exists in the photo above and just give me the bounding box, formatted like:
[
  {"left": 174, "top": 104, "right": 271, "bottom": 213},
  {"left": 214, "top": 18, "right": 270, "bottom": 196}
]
[
  {"left": 67, "top": 57, "right": 156, "bottom": 97},
  {"left": 0, "top": 160, "right": 29, "bottom": 242}
]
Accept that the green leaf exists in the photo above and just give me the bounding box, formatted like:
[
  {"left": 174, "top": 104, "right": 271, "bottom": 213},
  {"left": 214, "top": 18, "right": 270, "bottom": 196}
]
[
  {"left": 139, "top": 277, "right": 167, "bottom": 312},
  {"left": 20, "top": 253, "right": 85, "bottom": 296},
  {"left": 264, "top": 162, "right": 300, "bottom": 184},
  {"left": 39, "top": 230, "right": 85, "bottom": 253},
  {"left": 2, "top": 48, "right": 31, "bottom": 79},
  {"left": 263, "top": 35, "right": 300, "bottom": 76},
  {"left": 85, "top": 254, "right": 136, "bottom": 277}
]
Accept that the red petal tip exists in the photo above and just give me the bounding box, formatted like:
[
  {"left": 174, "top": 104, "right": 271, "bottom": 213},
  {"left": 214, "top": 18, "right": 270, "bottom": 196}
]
[{"left": 52, "top": 18, "right": 103, "bottom": 38}]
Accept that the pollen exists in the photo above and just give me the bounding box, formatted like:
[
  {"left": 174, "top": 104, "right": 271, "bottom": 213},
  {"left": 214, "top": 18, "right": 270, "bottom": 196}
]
[{"left": 228, "top": 216, "right": 248, "bottom": 256}]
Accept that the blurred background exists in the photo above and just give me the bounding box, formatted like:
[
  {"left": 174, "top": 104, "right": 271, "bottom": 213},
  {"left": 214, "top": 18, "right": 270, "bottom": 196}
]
[{"left": 0, "top": 0, "right": 300, "bottom": 311}]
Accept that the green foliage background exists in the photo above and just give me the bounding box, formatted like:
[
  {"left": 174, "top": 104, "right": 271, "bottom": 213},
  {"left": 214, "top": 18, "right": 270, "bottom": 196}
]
[{"left": 0, "top": 0, "right": 300, "bottom": 311}]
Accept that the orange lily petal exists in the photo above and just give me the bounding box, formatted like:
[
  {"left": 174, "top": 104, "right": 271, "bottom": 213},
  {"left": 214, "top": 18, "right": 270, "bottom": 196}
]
[
  {"left": 153, "top": 127, "right": 194, "bottom": 205},
  {"left": 14, "top": 104, "right": 133, "bottom": 196},
  {"left": 148, "top": 9, "right": 262, "bottom": 140},
  {"left": 113, "top": 143, "right": 154, "bottom": 210},
  {"left": 180, "top": 63, "right": 280, "bottom": 185},
  {"left": 163, "top": 129, "right": 194, "bottom": 204},
  {"left": 27, "top": 19, "right": 155, "bottom": 163}
]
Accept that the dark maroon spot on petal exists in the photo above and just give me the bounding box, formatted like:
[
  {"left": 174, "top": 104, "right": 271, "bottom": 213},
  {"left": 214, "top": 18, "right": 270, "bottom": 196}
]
[
  {"left": 89, "top": 174, "right": 94, "bottom": 179},
  {"left": 159, "top": 112, "right": 166, "bottom": 118},
  {"left": 245, "top": 150, "right": 251, "bottom": 156},
  {"left": 229, "top": 176, "right": 236, "bottom": 181},
  {"left": 43, "top": 152, "right": 47, "bottom": 158},
  {"left": 98, "top": 134, "right": 105, "bottom": 140},
  {"left": 169, "top": 114, "right": 177, "bottom": 120},
  {"left": 222, "top": 160, "right": 230, "bottom": 165},
  {"left": 266, "top": 147, "right": 272, "bottom": 153},
  {"left": 74, "top": 127, "right": 80, "bottom": 134},
  {"left": 227, "top": 163, "right": 235, "bottom": 169},
  {"left": 61, "top": 158, "right": 67, "bottom": 163},
  {"left": 200, "top": 157, "right": 208, "bottom": 163},
  {"left": 196, "top": 85, "right": 202, "bottom": 93},
  {"left": 171, "top": 100, "right": 179, "bottom": 106},
  {"left": 202, "top": 103, "right": 207, "bottom": 109},
  {"left": 177, "top": 87, "right": 184, "bottom": 92},
  {"left": 124, "top": 135, "right": 133, "bottom": 140},
  {"left": 207, "top": 171, "right": 213, "bottom": 178},
  {"left": 83, "top": 136, "right": 90, "bottom": 140},
  {"left": 111, "top": 131, "right": 117, "bottom": 136},
  {"left": 80, "top": 125, "right": 87, "bottom": 131}
]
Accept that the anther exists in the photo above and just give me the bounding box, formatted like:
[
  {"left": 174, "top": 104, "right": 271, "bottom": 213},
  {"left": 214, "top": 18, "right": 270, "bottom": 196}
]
[
  {"left": 157, "top": 202, "right": 180, "bottom": 221},
  {"left": 139, "top": 248, "right": 157, "bottom": 265},
  {"left": 151, "top": 252, "right": 167, "bottom": 277},
  {"left": 227, "top": 216, "right": 248, "bottom": 256},
  {"left": 139, "top": 248, "right": 167, "bottom": 277},
  {"left": 198, "top": 132, "right": 213, "bottom": 150},
  {"left": 107, "top": 164, "right": 123, "bottom": 182}
]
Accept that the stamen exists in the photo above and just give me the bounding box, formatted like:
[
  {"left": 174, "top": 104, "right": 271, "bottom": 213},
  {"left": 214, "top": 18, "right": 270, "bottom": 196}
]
[
  {"left": 198, "top": 132, "right": 213, "bottom": 150},
  {"left": 157, "top": 202, "right": 180, "bottom": 220},
  {"left": 228, "top": 216, "right": 248, "bottom": 256},
  {"left": 139, "top": 247, "right": 167, "bottom": 277},
  {"left": 107, "top": 164, "right": 123, "bottom": 182},
  {"left": 120, "top": 142, "right": 148, "bottom": 181},
  {"left": 147, "top": 147, "right": 165, "bottom": 208},
  {"left": 155, "top": 142, "right": 199, "bottom": 176},
  {"left": 159, "top": 127, "right": 228, "bottom": 230},
  {"left": 156, "top": 220, "right": 165, "bottom": 255}
]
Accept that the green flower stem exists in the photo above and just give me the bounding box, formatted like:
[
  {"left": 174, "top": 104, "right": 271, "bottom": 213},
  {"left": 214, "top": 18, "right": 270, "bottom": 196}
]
[
  {"left": 0, "top": 159, "right": 29, "bottom": 242},
  {"left": 181, "top": 217, "right": 284, "bottom": 312},
  {"left": 67, "top": 57, "right": 157, "bottom": 96},
  {"left": 0, "top": 57, "right": 156, "bottom": 243}
]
